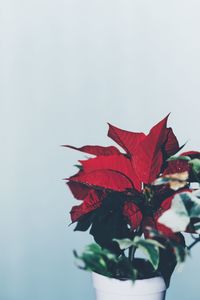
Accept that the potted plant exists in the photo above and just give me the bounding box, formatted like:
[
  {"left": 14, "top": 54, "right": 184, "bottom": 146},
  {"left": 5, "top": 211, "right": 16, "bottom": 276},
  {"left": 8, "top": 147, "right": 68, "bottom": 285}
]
[{"left": 63, "top": 115, "right": 200, "bottom": 300}]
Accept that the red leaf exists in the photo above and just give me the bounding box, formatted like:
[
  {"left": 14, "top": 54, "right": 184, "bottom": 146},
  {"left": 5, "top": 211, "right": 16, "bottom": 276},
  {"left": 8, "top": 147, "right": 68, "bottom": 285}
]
[
  {"left": 152, "top": 189, "right": 192, "bottom": 239},
  {"left": 69, "top": 169, "right": 133, "bottom": 192},
  {"left": 107, "top": 123, "right": 145, "bottom": 155},
  {"left": 67, "top": 181, "right": 91, "bottom": 200},
  {"left": 164, "top": 128, "right": 180, "bottom": 157},
  {"left": 154, "top": 189, "right": 191, "bottom": 218},
  {"left": 133, "top": 115, "right": 170, "bottom": 184},
  {"left": 123, "top": 202, "right": 143, "bottom": 229},
  {"left": 142, "top": 217, "right": 183, "bottom": 242},
  {"left": 154, "top": 196, "right": 174, "bottom": 220},
  {"left": 155, "top": 222, "right": 183, "bottom": 242},
  {"left": 79, "top": 154, "right": 142, "bottom": 191},
  {"left": 70, "top": 190, "right": 104, "bottom": 222},
  {"left": 180, "top": 151, "right": 200, "bottom": 159},
  {"left": 63, "top": 144, "right": 121, "bottom": 156},
  {"left": 162, "top": 160, "right": 190, "bottom": 176}
]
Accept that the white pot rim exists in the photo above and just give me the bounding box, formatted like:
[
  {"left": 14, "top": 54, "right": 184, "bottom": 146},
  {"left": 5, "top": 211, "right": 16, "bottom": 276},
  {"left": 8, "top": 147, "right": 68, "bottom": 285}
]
[{"left": 92, "top": 272, "right": 167, "bottom": 296}]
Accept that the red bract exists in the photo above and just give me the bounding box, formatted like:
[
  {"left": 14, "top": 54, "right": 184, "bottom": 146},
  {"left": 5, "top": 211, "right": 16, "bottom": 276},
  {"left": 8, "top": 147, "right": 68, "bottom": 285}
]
[
  {"left": 69, "top": 169, "right": 134, "bottom": 192},
  {"left": 63, "top": 144, "right": 121, "bottom": 156},
  {"left": 107, "top": 123, "right": 145, "bottom": 155},
  {"left": 67, "top": 115, "right": 180, "bottom": 193},
  {"left": 70, "top": 189, "right": 106, "bottom": 222},
  {"left": 123, "top": 189, "right": 192, "bottom": 242},
  {"left": 164, "top": 128, "right": 180, "bottom": 157},
  {"left": 123, "top": 202, "right": 143, "bottom": 229},
  {"left": 65, "top": 115, "right": 198, "bottom": 245},
  {"left": 67, "top": 181, "right": 91, "bottom": 200},
  {"left": 67, "top": 115, "right": 181, "bottom": 190},
  {"left": 180, "top": 151, "right": 200, "bottom": 159},
  {"left": 68, "top": 153, "right": 142, "bottom": 192},
  {"left": 151, "top": 190, "right": 190, "bottom": 241},
  {"left": 162, "top": 160, "right": 191, "bottom": 176},
  {"left": 133, "top": 115, "right": 171, "bottom": 184}
]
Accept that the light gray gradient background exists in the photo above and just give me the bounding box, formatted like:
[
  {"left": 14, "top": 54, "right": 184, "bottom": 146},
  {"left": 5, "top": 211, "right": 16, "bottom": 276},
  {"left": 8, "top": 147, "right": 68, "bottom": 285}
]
[{"left": 1, "top": 1, "right": 200, "bottom": 299}]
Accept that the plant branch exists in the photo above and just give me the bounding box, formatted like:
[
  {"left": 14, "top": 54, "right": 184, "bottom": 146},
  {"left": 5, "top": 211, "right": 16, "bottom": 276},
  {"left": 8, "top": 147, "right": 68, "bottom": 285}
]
[
  {"left": 130, "top": 245, "right": 137, "bottom": 261},
  {"left": 188, "top": 235, "right": 200, "bottom": 250},
  {"left": 128, "top": 226, "right": 143, "bottom": 262}
]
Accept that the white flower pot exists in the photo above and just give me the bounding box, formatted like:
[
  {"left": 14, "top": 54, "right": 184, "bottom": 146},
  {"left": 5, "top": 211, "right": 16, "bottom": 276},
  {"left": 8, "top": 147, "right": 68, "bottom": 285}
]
[{"left": 92, "top": 272, "right": 166, "bottom": 300}]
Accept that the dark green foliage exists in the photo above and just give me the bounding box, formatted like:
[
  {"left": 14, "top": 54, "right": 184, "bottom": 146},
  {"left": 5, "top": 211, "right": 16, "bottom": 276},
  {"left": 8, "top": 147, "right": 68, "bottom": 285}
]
[
  {"left": 74, "top": 244, "right": 164, "bottom": 281},
  {"left": 74, "top": 244, "right": 137, "bottom": 281},
  {"left": 75, "top": 192, "right": 133, "bottom": 253},
  {"left": 90, "top": 193, "right": 132, "bottom": 252},
  {"left": 114, "top": 237, "right": 165, "bottom": 270},
  {"left": 74, "top": 211, "right": 96, "bottom": 231},
  {"left": 147, "top": 228, "right": 187, "bottom": 287},
  {"left": 66, "top": 117, "right": 200, "bottom": 287},
  {"left": 74, "top": 243, "right": 164, "bottom": 281}
]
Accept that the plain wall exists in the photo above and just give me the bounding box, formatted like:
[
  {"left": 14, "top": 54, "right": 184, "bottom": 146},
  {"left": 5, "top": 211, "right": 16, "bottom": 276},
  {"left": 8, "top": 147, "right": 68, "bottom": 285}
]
[{"left": 1, "top": 1, "right": 200, "bottom": 299}]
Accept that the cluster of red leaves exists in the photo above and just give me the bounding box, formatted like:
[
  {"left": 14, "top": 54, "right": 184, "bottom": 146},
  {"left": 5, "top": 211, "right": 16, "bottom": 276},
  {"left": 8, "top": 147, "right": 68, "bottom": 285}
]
[{"left": 64, "top": 115, "right": 200, "bottom": 243}]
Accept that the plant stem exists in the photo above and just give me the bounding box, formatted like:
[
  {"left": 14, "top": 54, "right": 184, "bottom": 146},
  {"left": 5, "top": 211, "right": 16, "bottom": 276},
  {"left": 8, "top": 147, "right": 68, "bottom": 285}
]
[
  {"left": 130, "top": 246, "right": 137, "bottom": 261},
  {"left": 128, "top": 245, "right": 137, "bottom": 262},
  {"left": 188, "top": 237, "right": 200, "bottom": 250},
  {"left": 128, "top": 226, "right": 143, "bottom": 262},
  {"left": 128, "top": 246, "right": 133, "bottom": 260}
]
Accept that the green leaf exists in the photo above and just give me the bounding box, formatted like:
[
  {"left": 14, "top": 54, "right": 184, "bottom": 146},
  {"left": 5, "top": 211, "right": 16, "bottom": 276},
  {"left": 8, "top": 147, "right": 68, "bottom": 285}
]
[
  {"left": 158, "top": 193, "right": 190, "bottom": 232},
  {"left": 74, "top": 244, "right": 114, "bottom": 276},
  {"left": 74, "top": 211, "right": 96, "bottom": 232},
  {"left": 189, "top": 159, "right": 200, "bottom": 174},
  {"left": 153, "top": 177, "right": 171, "bottom": 186},
  {"left": 114, "top": 237, "right": 165, "bottom": 270},
  {"left": 194, "top": 222, "right": 200, "bottom": 233},
  {"left": 85, "top": 243, "right": 102, "bottom": 253},
  {"left": 113, "top": 238, "right": 135, "bottom": 250},
  {"left": 189, "top": 159, "right": 200, "bottom": 183},
  {"left": 158, "top": 190, "right": 200, "bottom": 234},
  {"left": 73, "top": 243, "right": 137, "bottom": 282},
  {"left": 74, "top": 164, "right": 83, "bottom": 170},
  {"left": 171, "top": 243, "right": 188, "bottom": 265},
  {"left": 139, "top": 238, "right": 165, "bottom": 249},
  {"left": 85, "top": 244, "right": 117, "bottom": 261},
  {"left": 167, "top": 156, "right": 191, "bottom": 162},
  {"left": 190, "top": 203, "right": 200, "bottom": 218},
  {"left": 133, "top": 237, "right": 164, "bottom": 270},
  {"left": 89, "top": 192, "right": 131, "bottom": 253},
  {"left": 116, "top": 256, "right": 137, "bottom": 281},
  {"left": 153, "top": 176, "right": 188, "bottom": 186}
]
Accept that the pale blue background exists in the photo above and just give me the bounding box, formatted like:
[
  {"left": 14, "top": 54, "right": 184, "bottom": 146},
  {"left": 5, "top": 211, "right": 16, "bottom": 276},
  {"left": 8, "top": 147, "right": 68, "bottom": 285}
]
[{"left": 1, "top": 0, "right": 200, "bottom": 299}]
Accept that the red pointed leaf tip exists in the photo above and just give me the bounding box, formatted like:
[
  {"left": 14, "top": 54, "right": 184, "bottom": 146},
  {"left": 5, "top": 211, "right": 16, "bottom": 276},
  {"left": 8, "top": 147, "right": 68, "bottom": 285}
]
[
  {"left": 123, "top": 202, "right": 143, "bottom": 229},
  {"left": 133, "top": 114, "right": 170, "bottom": 184},
  {"left": 107, "top": 122, "right": 145, "bottom": 156},
  {"left": 164, "top": 128, "right": 180, "bottom": 157},
  {"left": 180, "top": 151, "right": 200, "bottom": 159},
  {"left": 62, "top": 144, "right": 121, "bottom": 156}
]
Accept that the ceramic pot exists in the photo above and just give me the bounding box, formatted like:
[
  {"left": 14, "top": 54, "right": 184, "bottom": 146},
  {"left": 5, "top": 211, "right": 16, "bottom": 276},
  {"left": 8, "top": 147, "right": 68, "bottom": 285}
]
[{"left": 92, "top": 272, "right": 166, "bottom": 300}]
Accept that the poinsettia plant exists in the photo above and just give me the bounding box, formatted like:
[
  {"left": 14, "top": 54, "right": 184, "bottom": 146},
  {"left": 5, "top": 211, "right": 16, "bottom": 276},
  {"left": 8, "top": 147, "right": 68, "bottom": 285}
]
[{"left": 64, "top": 115, "right": 200, "bottom": 285}]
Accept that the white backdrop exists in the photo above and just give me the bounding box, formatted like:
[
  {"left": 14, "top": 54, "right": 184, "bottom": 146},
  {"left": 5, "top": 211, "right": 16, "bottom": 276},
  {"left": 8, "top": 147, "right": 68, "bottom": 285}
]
[{"left": 1, "top": 1, "right": 200, "bottom": 299}]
